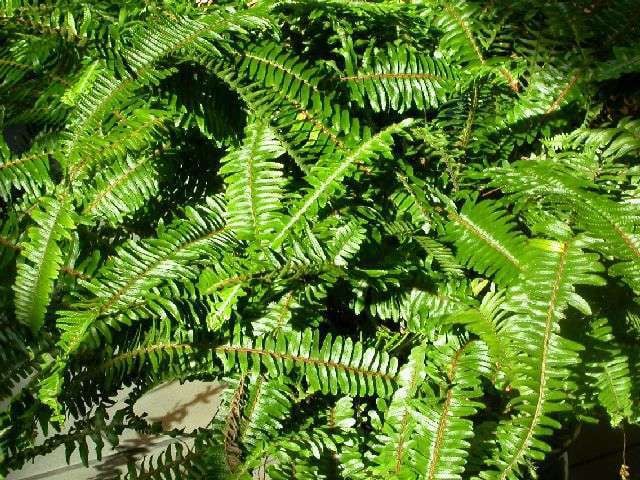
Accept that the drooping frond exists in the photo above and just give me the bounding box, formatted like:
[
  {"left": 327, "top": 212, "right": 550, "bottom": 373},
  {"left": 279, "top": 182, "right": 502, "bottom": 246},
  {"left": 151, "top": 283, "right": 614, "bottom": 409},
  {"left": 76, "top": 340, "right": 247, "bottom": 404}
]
[
  {"left": 0, "top": 142, "right": 52, "bottom": 201},
  {"left": 327, "top": 219, "right": 366, "bottom": 267},
  {"left": 236, "top": 41, "right": 322, "bottom": 107},
  {"left": 65, "top": 107, "right": 169, "bottom": 184},
  {"left": 86, "top": 321, "right": 199, "bottom": 390},
  {"left": 63, "top": 8, "right": 270, "bottom": 170},
  {"left": 432, "top": 0, "right": 519, "bottom": 91},
  {"left": 127, "top": 435, "right": 229, "bottom": 480},
  {"left": 14, "top": 195, "right": 75, "bottom": 332},
  {"left": 415, "top": 236, "right": 464, "bottom": 277},
  {"left": 220, "top": 120, "right": 285, "bottom": 242},
  {"left": 370, "top": 345, "right": 427, "bottom": 477},
  {"left": 547, "top": 117, "right": 640, "bottom": 161},
  {"left": 489, "top": 160, "right": 640, "bottom": 293},
  {"left": 413, "top": 339, "right": 491, "bottom": 480},
  {"left": 81, "top": 153, "right": 160, "bottom": 225},
  {"left": 2, "top": 0, "right": 640, "bottom": 478},
  {"left": 482, "top": 238, "right": 605, "bottom": 479},
  {"left": 585, "top": 317, "right": 634, "bottom": 427},
  {"left": 6, "top": 406, "right": 120, "bottom": 472},
  {"left": 448, "top": 290, "right": 514, "bottom": 381}
]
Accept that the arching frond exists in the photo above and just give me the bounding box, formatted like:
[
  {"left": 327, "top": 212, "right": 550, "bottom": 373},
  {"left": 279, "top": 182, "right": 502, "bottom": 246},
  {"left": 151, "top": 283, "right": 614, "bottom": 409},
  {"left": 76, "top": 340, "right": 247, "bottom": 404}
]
[
  {"left": 370, "top": 345, "right": 427, "bottom": 477},
  {"left": 448, "top": 290, "right": 514, "bottom": 381},
  {"left": 271, "top": 119, "right": 413, "bottom": 248},
  {"left": 0, "top": 144, "right": 52, "bottom": 201},
  {"left": 415, "top": 236, "right": 464, "bottom": 277},
  {"left": 58, "top": 195, "right": 235, "bottom": 354},
  {"left": 237, "top": 41, "right": 322, "bottom": 107},
  {"left": 81, "top": 153, "right": 160, "bottom": 225},
  {"left": 585, "top": 318, "right": 634, "bottom": 427},
  {"left": 413, "top": 340, "right": 490, "bottom": 480},
  {"left": 1, "top": 1, "right": 639, "bottom": 478}
]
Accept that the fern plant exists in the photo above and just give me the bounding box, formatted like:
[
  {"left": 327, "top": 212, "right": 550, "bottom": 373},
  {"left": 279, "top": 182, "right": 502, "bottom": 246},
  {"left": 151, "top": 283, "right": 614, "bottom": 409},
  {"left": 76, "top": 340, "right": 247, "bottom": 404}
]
[{"left": 1, "top": 0, "right": 639, "bottom": 478}]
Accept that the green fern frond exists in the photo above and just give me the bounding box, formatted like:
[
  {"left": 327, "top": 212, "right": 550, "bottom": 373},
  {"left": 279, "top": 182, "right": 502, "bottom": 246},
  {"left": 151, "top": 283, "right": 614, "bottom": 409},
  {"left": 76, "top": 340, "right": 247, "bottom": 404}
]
[
  {"left": 6, "top": 406, "right": 120, "bottom": 472},
  {"left": 127, "top": 435, "right": 228, "bottom": 480},
  {"left": 0, "top": 146, "right": 52, "bottom": 201},
  {"left": 500, "top": 66, "right": 581, "bottom": 127},
  {"left": 65, "top": 107, "right": 169, "bottom": 183},
  {"left": 392, "top": 165, "right": 434, "bottom": 230},
  {"left": 236, "top": 375, "right": 293, "bottom": 454},
  {"left": 220, "top": 120, "right": 285, "bottom": 242},
  {"left": 204, "top": 284, "right": 246, "bottom": 332},
  {"left": 58, "top": 195, "right": 235, "bottom": 354},
  {"left": 237, "top": 41, "right": 322, "bottom": 107},
  {"left": 483, "top": 238, "right": 604, "bottom": 479},
  {"left": 370, "top": 345, "right": 427, "bottom": 477},
  {"left": 431, "top": 1, "right": 518, "bottom": 92},
  {"left": 415, "top": 236, "right": 464, "bottom": 277},
  {"left": 212, "top": 59, "right": 359, "bottom": 169},
  {"left": 446, "top": 200, "right": 527, "bottom": 285},
  {"left": 218, "top": 328, "right": 399, "bottom": 397},
  {"left": 14, "top": 195, "right": 75, "bottom": 333},
  {"left": 90, "top": 322, "right": 197, "bottom": 390},
  {"left": 413, "top": 340, "right": 490, "bottom": 480},
  {"left": 327, "top": 219, "right": 366, "bottom": 267},
  {"left": 585, "top": 318, "right": 634, "bottom": 427},
  {"left": 489, "top": 160, "right": 640, "bottom": 292},
  {"left": 81, "top": 153, "right": 160, "bottom": 225},
  {"left": 434, "top": 1, "right": 486, "bottom": 65},
  {"left": 448, "top": 290, "right": 514, "bottom": 380},
  {"left": 251, "top": 291, "right": 297, "bottom": 335},
  {"left": 341, "top": 43, "right": 458, "bottom": 112},
  {"left": 254, "top": 394, "right": 358, "bottom": 480},
  {"left": 270, "top": 119, "right": 413, "bottom": 248},
  {"left": 65, "top": 8, "right": 270, "bottom": 160},
  {"left": 547, "top": 117, "right": 640, "bottom": 160},
  {"left": 1, "top": 1, "right": 640, "bottom": 477}
]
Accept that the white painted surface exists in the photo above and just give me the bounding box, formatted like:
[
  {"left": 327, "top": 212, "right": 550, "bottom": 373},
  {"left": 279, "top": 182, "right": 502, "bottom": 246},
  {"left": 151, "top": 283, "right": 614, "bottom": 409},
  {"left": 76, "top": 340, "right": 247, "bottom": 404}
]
[{"left": 8, "top": 381, "right": 223, "bottom": 480}]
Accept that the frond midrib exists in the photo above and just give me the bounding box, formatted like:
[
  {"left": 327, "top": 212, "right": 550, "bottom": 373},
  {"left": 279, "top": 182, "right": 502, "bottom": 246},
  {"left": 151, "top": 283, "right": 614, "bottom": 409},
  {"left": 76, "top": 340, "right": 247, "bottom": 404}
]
[{"left": 498, "top": 241, "right": 569, "bottom": 479}]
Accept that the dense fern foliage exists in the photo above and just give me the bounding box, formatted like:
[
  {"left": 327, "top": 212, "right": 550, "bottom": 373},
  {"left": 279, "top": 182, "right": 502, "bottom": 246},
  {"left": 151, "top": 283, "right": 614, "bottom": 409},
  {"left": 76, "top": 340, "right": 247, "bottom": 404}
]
[{"left": 1, "top": 0, "right": 640, "bottom": 478}]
